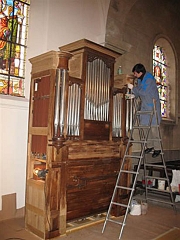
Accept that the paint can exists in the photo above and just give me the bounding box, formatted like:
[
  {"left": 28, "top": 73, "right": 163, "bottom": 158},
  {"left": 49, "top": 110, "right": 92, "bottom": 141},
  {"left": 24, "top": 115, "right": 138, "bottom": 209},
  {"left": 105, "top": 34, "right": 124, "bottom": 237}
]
[{"left": 158, "top": 180, "right": 165, "bottom": 190}]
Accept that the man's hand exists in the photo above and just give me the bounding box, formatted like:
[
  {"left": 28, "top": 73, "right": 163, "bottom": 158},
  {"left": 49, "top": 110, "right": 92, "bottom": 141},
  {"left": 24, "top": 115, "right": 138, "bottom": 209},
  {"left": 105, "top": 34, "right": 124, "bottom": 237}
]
[
  {"left": 127, "top": 83, "right": 134, "bottom": 89},
  {"left": 125, "top": 93, "right": 135, "bottom": 99}
]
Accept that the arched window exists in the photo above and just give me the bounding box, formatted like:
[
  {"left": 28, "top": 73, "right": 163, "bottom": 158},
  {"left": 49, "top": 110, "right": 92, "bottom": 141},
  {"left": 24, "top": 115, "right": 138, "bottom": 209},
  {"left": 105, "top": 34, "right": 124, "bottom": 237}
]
[
  {"left": 0, "top": 0, "right": 30, "bottom": 97},
  {"left": 153, "top": 45, "right": 168, "bottom": 118},
  {"left": 153, "top": 39, "right": 176, "bottom": 123}
]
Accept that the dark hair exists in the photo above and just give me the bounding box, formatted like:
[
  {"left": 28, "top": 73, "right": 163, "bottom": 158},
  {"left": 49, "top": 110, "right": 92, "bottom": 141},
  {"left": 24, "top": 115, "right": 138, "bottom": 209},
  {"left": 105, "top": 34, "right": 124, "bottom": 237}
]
[{"left": 132, "top": 63, "right": 146, "bottom": 74}]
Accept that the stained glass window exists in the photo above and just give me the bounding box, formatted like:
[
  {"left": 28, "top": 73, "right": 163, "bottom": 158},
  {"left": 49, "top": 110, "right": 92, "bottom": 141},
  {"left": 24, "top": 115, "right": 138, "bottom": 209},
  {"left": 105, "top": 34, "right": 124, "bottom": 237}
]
[
  {"left": 0, "top": 0, "right": 30, "bottom": 97},
  {"left": 153, "top": 45, "right": 168, "bottom": 118}
]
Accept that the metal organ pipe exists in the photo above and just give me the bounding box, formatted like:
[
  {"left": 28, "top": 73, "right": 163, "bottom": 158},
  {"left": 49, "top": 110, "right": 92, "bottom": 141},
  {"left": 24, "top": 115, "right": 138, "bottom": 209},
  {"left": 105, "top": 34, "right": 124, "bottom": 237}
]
[
  {"left": 112, "top": 93, "right": 122, "bottom": 137},
  {"left": 51, "top": 51, "right": 72, "bottom": 150},
  {"left": 59, "top": 70, "right": 66, "bottom": 134},
  {"left": 85, "top": 58, "right": 110, "bottom": 122},
  {"left": 67, "top": 84, "right": 72, "bottom": 135},
  {"left": 67, "top": 83, "right": 81, "bottom": 136},
  {"left": 74, "top": 84, "right": 81, "bottom": 135},
  {"left": 112, "top": 88, "right": 135, "bottom": 138},
  {"left": 54, "top": 69, "right": 67, "bottom": 137},
  {"left": 54, "top": 69, "right": 61, "bottom": 137}
]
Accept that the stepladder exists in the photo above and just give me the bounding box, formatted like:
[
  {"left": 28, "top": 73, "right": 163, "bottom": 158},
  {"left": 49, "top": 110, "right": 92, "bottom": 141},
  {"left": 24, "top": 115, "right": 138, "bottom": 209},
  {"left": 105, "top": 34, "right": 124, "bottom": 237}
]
[{"left": 102, "top": 98, "right": 176, "bottom": 240}]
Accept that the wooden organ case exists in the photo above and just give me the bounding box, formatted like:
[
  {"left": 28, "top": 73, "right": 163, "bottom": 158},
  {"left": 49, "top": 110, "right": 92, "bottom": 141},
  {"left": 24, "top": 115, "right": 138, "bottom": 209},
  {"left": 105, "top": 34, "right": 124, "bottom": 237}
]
[{"left": 25, "top": 39, "right": 132, "bottom": 239}]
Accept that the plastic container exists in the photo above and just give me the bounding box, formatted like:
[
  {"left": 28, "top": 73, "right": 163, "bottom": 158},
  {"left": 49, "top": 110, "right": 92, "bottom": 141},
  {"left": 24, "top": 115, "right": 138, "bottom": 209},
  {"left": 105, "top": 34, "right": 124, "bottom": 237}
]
[
  {"left": 158, "top": 180, "right": 165, "bottom": 190},
  {"left": 141, "top": 202, "right": 148, "bottom": 215}
]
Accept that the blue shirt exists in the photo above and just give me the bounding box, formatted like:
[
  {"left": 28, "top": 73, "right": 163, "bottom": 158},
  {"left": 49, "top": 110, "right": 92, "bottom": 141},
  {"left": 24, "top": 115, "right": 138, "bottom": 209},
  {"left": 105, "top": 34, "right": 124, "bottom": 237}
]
[{"left": 132, "top": 72, "right": 161, "bottom": 125}]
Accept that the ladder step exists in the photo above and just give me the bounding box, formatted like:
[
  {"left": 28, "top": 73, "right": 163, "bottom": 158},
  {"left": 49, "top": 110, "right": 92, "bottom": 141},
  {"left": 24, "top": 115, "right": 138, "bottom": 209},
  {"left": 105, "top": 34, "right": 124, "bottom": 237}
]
[
  {"left": 145, "top": 163, "right": 165, "bottom": 168},
  {"left": 129, "top": 140, "right": 147, "bottom": 144},
  {"left": 139, "top": 125, "right": 160, "bottom": 128},
  {"left": 121, "top": 170, "right": 139, "bottom": 174},
  {"left": 112, "top": 201, "right": 129, "bottom": 208},
  {"left": 147, "top": 197, "right": 175, "bottom": 206},
  {"left": 149, "top": 125, "right": 160, "bottom": 128},
  {"left": 133, "top": 126, "right": 151, "bottom": 129},
  {"left": 137, "top": 138, "right": 161, "bottom": 142},
  {"left": 146, "top": 138, "right": 162, "bottom": 141},
  {"left": 145, "top": 176, "right": 169, "bottom": 181},
  {"left": 125, "top": 155, "right": 141, "bottom": 159},
  {"left": 116, "top": 186, "right": 134, "bottom": 191},
  {"left": 146, "top": 187, "right": 169, "bottom": 193},
  {"left": 137, "top": 110, "right": 153, "bottom": 114},
  {"left": 107, "top": 218, "right": 123, "bottom": 226}
]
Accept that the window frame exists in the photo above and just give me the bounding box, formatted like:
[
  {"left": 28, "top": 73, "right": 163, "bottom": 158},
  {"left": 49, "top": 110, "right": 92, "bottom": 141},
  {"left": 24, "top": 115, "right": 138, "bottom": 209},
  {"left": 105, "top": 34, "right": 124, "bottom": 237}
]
[
  {"left": 0, "top": 0, "right": 30, "bottom": 97},
  {"left": 153, "top": 38, "right": 177, "bottom": 125}
]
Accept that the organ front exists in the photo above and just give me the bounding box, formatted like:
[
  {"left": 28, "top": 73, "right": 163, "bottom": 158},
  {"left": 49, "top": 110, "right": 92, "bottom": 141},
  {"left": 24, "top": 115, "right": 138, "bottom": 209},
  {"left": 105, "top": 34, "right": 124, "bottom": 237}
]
[{"left": 25, "top": 39, "right": 134, "bottom": 239}]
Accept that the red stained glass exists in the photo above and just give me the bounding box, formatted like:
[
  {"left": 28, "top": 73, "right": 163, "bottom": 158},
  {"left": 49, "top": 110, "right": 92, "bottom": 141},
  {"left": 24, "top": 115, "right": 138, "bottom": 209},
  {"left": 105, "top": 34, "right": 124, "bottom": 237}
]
[
  {"left": 153, "top": 45, "right": 168, "bottom": 118},
  {"left": 0, "top": 0, "right": 30, "bottom": 97}
]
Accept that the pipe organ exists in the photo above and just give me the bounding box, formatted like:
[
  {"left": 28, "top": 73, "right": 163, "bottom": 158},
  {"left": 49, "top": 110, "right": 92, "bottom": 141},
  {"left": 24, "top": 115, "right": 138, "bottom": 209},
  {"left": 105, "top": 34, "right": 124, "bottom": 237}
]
[{"left": 25, "top": 39, "right": 135, "bottom": 239}]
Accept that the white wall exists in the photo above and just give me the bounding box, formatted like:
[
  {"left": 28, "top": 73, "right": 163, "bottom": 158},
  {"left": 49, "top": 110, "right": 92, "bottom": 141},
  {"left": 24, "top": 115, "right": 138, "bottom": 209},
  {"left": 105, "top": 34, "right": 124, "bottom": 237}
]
[
  {"left": 0, "top": 0, "right": 110, "bottom": 211},
  {"left": 0, "top": 96, "right": 29, "bottom": 210},
  {"left": 26, "top": 0, "right": 110, "bottom": 97}
]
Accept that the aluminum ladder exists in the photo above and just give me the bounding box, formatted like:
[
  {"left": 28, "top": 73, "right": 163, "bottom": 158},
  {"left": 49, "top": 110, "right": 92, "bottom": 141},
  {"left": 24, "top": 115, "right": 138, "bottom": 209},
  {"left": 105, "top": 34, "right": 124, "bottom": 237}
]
[{"left": 102, "top": 99, "right": 176, "bottom": 240}]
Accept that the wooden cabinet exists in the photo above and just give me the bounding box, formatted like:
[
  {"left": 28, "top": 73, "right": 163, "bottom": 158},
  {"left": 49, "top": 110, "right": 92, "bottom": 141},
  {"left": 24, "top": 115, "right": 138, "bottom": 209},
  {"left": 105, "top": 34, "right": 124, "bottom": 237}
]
[{"left": 25, "top": 39, "right": 132, "bottom": 239}]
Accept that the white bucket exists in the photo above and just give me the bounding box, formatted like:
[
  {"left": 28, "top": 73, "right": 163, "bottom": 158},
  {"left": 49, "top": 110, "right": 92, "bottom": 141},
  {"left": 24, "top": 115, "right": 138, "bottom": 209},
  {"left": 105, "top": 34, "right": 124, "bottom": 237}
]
[
  {"left": 158, "top": 180, "right": 165, "bottom": 190},
  {"left": 130, "top": 204, "right": 141, "bottom": 216}
]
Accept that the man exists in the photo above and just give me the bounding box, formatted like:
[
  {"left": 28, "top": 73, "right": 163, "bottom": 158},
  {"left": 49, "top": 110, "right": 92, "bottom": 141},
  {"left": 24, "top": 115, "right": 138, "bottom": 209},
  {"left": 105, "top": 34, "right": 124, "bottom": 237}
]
[{"left": 128, "top": 63, "right": 161, "bottom": 158}]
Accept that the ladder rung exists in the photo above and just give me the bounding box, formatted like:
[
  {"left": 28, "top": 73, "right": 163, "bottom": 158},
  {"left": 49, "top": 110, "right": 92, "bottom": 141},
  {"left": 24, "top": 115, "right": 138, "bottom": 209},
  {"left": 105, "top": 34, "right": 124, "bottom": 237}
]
[
  {"left": 129, "top": 140, "right": 147, "bottom": 144},
  {"left": 116, "top": 186, "right": 134, "bottom": 191},
  {"left": 107, "top": 218, "right": 123, "bottom": 225},
  {"left": 145, "top": 176, "right": 169, "bottom": 181},
  {"left": 120, "top": 170, "right": 139, "bottom": 174},
  {"left": 147, "top": 197, "right": 175, "bottom": 206},
  {"left": 133, "top": 126, "right": 150, "bottom": 129},
  {"left": 133, "top": 125, "right": 160, "bottom": 129},
  {"left": 137, "top": 111, "right": 153, "bottom": 114},
  {"left": 112, "top": 202, "right": 129, "bottom": 208},
  {"left": 147, "top": 138, "right": 161, "bottom": 141},
  {"left": 149, "top": 125, "right": 160, "bottom": 128},
  {"left": 146, "top": 187, "right": 169, "bottom": 193},
  {"left": 125, "top": 155, "right": 141, "bottom": 159},
  {"left": 145, "top": 163, "right": 165, "bottom": 168}
]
